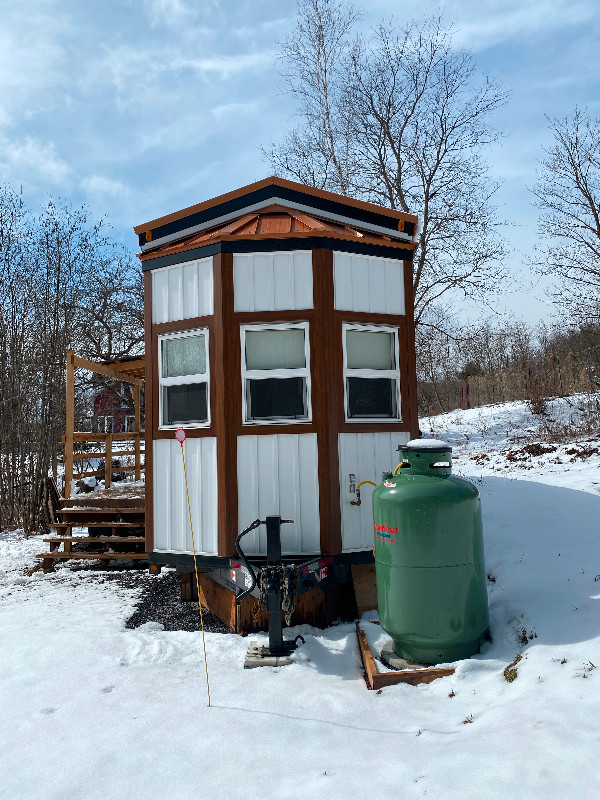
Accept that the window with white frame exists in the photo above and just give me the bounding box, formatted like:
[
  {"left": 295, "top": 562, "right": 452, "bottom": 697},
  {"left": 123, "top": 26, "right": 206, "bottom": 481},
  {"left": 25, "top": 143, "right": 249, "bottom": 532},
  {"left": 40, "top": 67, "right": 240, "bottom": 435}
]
[
  {"left": 241, "top": 322, "right": 311, "bottom": 423},
  {"left": 158, "top": 329, "right": 209, "bottom": 427},
  {"left": 124, "top": 415, "right": 136, "bottom": 432},
  {"left": 343, "top": 323, "right": 401, "bottom": 420}
]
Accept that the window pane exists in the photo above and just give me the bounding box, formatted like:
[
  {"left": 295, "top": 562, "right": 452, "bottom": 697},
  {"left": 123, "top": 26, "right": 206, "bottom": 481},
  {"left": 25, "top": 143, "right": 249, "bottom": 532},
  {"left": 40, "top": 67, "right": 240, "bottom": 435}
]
[
  {"left": 162, "top": 334, "right": 206, "bottom": 378},
  {"left": 245, "top": 328, "right": 306, "bottom": 370},
  {"left": 347, "top": 377, "right": 397, "bottom": 418},
  {"left": 247, "top": 378, "right": 306, "bottom": 419},
  {"left": 346, "top": 330, "right": 395, "bottom": 370},
  {"left": 162, "top": 383, "right": 208, "bottom": 425}
]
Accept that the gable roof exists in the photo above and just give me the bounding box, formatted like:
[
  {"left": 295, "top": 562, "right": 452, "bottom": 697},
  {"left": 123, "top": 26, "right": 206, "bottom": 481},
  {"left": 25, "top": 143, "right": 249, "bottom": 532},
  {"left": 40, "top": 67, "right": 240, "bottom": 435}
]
[{"left": 134, "top": 176, "right": 418, "bottom": 259}]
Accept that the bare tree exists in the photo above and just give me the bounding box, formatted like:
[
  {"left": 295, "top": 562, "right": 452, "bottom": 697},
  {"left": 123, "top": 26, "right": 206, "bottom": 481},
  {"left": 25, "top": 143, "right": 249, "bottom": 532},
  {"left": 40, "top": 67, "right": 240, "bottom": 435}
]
[
  {"left": 0, "top": 190, "right": 144, "bottom": 533},
  {"left": 265, "top": 0, "right": 508, "bottom": 323},
  {"left": 532, "top": 108, "right": 600, "bottom": 324}
]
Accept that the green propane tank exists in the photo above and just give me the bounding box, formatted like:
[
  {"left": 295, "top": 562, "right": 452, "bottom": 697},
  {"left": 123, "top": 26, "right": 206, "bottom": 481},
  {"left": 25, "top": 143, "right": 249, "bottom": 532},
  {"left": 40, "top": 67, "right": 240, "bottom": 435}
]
[{"left": 373, "top": 439, "right": 489, "bottom": 665}]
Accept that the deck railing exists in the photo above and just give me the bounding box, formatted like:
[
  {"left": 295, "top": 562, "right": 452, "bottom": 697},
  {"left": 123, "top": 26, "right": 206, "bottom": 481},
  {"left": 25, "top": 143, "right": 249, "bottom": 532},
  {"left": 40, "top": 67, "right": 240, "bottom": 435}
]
[
  {"left": 63, "top": 431, "right": 145, "bottom": 494},
  {"left": 63, "top": 350, "right": 145, "bottom": 498}
]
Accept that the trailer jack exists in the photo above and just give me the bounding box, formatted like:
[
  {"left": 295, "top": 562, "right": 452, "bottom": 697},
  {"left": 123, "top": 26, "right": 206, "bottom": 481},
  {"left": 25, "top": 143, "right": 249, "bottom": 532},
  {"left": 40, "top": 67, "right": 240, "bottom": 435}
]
[{"left": 236, "top": 516, "right": 305, "bottom": 668}]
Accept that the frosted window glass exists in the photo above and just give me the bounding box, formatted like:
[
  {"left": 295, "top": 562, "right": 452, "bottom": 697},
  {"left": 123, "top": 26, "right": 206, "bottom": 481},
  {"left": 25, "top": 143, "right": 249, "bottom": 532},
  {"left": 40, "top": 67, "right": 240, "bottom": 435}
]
[
  {"left": 162, "top": 334, "right": 206, "bottom": 378},
  {"left": 246, "top": 329, "right": 306, "bottom": 370},
  {"left": 346, "top": 331, "right": 394, "bottom": 370}
]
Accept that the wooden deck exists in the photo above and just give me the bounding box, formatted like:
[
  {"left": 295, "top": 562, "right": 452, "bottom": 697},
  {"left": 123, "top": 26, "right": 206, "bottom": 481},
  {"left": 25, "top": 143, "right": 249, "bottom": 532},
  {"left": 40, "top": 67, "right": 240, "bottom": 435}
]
[{"left": 37, "top": 485, "right": 147, "bottom": 569}]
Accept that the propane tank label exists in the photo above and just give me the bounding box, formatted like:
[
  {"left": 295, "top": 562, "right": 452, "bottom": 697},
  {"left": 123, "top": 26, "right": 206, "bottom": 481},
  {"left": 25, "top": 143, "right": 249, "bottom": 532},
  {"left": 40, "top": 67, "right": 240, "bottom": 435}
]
[
  {"left": 374, "top": 522, "right": 398, "bottom": 544},
  {"left": 384, "top": 481, "right": 396, "bottom": 488}
]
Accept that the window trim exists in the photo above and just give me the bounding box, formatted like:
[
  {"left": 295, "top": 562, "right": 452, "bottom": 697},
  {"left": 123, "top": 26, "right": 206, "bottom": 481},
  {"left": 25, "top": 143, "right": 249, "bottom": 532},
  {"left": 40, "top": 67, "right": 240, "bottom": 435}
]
[
  {"left": 342, "top": 322, "right": 401, "bottom": 422},
  {"left": 158, "top": 328, "right": 210, "bottom": 429},
  {"left": 240, "top": 321, "right": 312, "bottom": 425}
]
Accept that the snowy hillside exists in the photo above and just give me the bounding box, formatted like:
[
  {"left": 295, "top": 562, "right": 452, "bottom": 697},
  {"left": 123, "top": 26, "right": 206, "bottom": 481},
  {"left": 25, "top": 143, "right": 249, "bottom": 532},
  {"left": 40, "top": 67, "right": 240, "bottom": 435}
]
[{"left": 1, "top": 397, "right": 599, "bottom": 799}]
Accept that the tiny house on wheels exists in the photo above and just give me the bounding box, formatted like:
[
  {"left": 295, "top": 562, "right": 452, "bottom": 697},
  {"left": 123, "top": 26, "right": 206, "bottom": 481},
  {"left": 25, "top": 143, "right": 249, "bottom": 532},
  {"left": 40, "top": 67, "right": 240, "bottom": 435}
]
[{"left": 135, "top": 177, "right": 420, "bottom": 631}]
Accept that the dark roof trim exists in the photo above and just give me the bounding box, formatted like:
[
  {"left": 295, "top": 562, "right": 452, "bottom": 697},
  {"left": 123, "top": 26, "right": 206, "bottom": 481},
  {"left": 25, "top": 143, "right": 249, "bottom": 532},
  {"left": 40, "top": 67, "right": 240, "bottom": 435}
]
[
  {"left": 137, "top": 184, "right": 416, "bottom": 249},
  {"left": 141, "top": 236, "right": 415, "bottom": 272}
]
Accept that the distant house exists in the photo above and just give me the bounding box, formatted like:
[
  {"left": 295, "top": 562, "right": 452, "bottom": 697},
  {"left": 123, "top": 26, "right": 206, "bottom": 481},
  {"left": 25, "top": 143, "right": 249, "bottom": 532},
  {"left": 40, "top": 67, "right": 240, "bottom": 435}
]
[{"left": 93, "top": 381, "right": 145, "bottom": 434}]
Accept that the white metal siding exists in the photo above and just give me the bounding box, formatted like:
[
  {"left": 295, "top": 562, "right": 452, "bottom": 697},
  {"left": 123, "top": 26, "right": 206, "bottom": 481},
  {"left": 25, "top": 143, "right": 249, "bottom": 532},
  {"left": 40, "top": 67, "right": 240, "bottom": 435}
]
[
  {"left": 233, "top": 251, "right": 313, "bottom": 312},
  {"left": 338, "top": 432, "right": 410, "bottom": 552},
  {"left": 151, "top": 257, "right": 214, "bottom": 323},
  {"left": 153, "top": 438, "right": 218, "bottom": 555},
  {"left": 237, "top": 434, "right": 320, "bottom": 555},
  {"left": 333, "top": 252, "right": 405, "bottom": 315}
]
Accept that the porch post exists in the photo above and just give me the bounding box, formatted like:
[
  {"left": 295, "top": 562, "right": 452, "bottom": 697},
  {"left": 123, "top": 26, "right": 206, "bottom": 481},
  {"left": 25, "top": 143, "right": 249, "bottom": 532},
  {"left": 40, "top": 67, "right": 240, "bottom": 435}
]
[{"left": 64, "top": 350, "right": 75, "bottom": 499}]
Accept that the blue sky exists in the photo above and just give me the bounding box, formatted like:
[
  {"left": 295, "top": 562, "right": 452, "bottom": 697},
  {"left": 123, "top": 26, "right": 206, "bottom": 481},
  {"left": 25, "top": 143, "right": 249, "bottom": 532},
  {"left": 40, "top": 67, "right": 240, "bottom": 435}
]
[{"left": 1, "top": 0, "right": 599, "bottom": 325}]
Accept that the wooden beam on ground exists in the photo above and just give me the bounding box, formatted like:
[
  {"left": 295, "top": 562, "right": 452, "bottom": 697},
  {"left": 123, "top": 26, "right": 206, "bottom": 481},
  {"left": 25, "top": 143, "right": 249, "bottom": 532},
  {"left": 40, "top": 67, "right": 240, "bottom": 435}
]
[
  {"left": 356, "top": 623, "right": 455, "bottom": 689},
  {"left": 72, "top": 355, "right": 143, "bottom": 386}
]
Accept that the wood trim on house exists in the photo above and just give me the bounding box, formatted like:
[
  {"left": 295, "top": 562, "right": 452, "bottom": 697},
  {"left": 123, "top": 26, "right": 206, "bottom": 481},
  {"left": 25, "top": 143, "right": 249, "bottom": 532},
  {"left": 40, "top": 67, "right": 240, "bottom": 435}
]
[
  {"left": 402, "top": 259, "right": 420, "bottom": 439},
  {"left": 152, "top": 315, "right": 215, "bottom": 336},
  {"left": 212, "top": 252, "right": 239, "bottom": 557},
  {"left": 312, "top": 248, "right": 343, "bottom": 554},
  {"left": 144, "top": 269, "right": 154, "bottom": 553}
]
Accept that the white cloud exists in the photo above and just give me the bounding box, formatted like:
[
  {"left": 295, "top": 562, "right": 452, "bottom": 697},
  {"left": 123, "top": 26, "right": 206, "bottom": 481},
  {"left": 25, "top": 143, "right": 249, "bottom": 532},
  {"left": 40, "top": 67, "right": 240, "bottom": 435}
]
[
  {"left": 0, "top": 2, "right": 69, "bottom": 124},
  {"left": 80, "top": 175, "right": 129, "bottom": 197},
  {"left": 143, "top": 0, "right": 215, "bottom": 30},
  {"left": 443, "top": 0, "right": 596, "bottom": 51},
  {"left": 210, "top": 101, "right": 260, "bottom": 121},
  {"left": 0, "top": 136, "right": 70, "bottom": 185}
]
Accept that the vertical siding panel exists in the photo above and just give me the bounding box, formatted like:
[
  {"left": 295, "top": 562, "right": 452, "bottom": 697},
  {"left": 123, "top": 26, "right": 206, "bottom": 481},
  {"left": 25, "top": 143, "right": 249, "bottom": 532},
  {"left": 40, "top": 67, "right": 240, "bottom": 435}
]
[
  {"left": 181, "top": 262, "right": 196, "bottom": 320},
  {"left": 333, "top": 252, "right": 352, "bottom": 310},
  {"left": 152, "top": 438, "right": 218, "bottom": 555},
  {"left": 339, "top": 432, "right": 411, "bottom": 551},
  {"left": 295, "top": 251, "right": 313, "bottom": 309},
  {"left": 352, "top": 255, "right": 370, "bottom": 313},
  {"left": 273, "top": 252, "right": 293, "bottom": 310},
  {"left": 236, "top": 437, "right": 251, "bottom": 547},
  {"left": 333, "top": 252, "right": 406, "bottom": 314},
  {"left": 153, "top": 440, "right": 167, "bottom": 549},
  {"left": 368, "top": 258, "right": 383, "bottom": 314},
  {"left": 297, "top": 433, "right": 320, "bottom": 554},
  {"left": 151, "top": 258, "right": 213, "bottom": 323},
  {"left": 384, "top": 260, "right": 405, "bottom": 315},
  {"left": 237, "top": 434, "right": 320, "bottom": 556},
  {"left": 152, "top": 269, "right": 169, "bottom": 324},
  {"left": 198, "top": 258, "right": 214, "bottom": 316},
  {"left": 204, "top": 439, "right": 218, "bottom": 554},
  {"left": 233, "top": 255, "right": 252, "bottom": 312},
  {"left": 189, "top": 439, "right": 201, "bottom": 552},
  {"left": 167, "top": 265, "right": 182, "bottom": 322},
  {"left": 173, "top": 440, "right": 186, "bottom": 553},
  {"left": 252, "top": 254, "right": 272, "bottom": 312},
  {"left": 234, "top": 251, "right": 313, "bottom": 311}
]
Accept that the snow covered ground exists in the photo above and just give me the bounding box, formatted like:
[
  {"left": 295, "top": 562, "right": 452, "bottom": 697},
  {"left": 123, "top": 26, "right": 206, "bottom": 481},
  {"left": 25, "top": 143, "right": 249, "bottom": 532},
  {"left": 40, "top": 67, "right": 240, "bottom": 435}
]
[{"left": 1, "top": 397, "right": 599, "bottom": 799}]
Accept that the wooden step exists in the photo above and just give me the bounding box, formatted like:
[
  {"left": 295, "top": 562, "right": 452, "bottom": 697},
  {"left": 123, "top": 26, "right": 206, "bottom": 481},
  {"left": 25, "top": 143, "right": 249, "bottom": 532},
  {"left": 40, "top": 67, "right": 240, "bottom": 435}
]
[
  {"left": 44, "top": 537, "right": 145, "bottom": 544},
  {"left": 60, "top": 507, "right": 145, "bottom": 514},
  {"left": 50, "top": 522, "right": 144, "bottom": 529},
  {"left": 37, "top": 552, "right": 147, "bottom": 561},
  {"left": 60, "top": 497, "right": 145, "bottom": 508}
]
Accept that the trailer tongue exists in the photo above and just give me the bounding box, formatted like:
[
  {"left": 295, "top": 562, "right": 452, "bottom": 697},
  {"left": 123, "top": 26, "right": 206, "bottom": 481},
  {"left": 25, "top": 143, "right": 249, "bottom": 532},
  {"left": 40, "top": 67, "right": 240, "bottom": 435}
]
[{"left": 236, "top": 516, "right": 305, "bottom": 668}]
